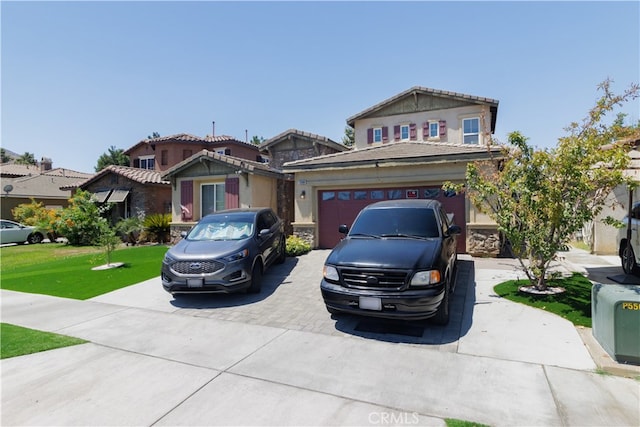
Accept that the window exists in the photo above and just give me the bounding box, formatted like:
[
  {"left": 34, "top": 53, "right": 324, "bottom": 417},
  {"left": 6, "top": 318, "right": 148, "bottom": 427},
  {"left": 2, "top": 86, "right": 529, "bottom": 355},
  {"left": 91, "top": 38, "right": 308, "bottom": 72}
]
[
  {"left": 429, "top": 122, "right": 439, "bottom": 138},
  {"left": 371, "top": 190, "right": 384, "bottom": 200},
  {"left": 201, "top": 183, "right": 225, "bottom": 216},
  {"left": 400, "top": 125, "right": 410, "bottom": 141},
  {"left": 373, "top": 128, "right": 383, "bottom": 143},
  {"left": 463, "top": 118, "right": 480, "bottom": 144},
  {"left": 183, "top": 149, "right": 193, "bottom": 160},
  {"left": 161, "top": 150, "right": 168, "bottom": 166},
  {"left": 139, "top": 156, "right": 155, "bottom": 170},
  {"left": 338, "top": 191, "right": 351, "bottom": 201}
]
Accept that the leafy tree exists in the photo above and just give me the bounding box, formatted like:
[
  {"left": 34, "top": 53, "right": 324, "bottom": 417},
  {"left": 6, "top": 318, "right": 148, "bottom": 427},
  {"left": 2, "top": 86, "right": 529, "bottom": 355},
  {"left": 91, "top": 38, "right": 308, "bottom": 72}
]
[
  {"left": 250, "top": 135, "right": 265, "bottom": 145},
  {"left": 15, "top": 152, "right": 36, "bottom": 165},
  {"left": 147, "top": 132, "right": 161, "bottom": 139},
  {"left": 95, "top": 146, "right": 129, "bottom": 172},
  {"left": 342, "top": 126, "right": 355, "bottom": 147},
  {"left": 0, "top": 148, "right": 11, "bottom": 163},
  {"left": 453, "top": 79, "right": 640, "bottom": 291},
  {"left": 55, "top": 190, "right": 111, "bottom": 246},
  {"left": 11, "top": 199, "right": 60, "bottom": 239}
]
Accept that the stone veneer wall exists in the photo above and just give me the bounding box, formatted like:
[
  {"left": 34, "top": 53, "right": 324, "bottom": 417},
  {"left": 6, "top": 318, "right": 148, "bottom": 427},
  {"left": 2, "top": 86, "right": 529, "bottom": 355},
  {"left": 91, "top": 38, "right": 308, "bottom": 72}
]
[
  {"left": 466, "top": 227, "right": 501, "bottom": 257},
  {"left": 292, "top": 224, "right": 317, "bottom": 248},
  {"left": 169, "top": 223, "right": 193, "bottom": 245}
]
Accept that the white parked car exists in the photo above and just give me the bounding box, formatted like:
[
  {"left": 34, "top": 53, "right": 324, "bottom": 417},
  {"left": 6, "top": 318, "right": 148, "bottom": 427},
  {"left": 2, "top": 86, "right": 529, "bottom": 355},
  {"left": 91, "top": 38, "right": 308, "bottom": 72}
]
[
  {"left": 619, "top": 202, "right": 640, "bottom": 274},
  {"left": 0, "top": 220, "right": 44, "bottom": 245}
]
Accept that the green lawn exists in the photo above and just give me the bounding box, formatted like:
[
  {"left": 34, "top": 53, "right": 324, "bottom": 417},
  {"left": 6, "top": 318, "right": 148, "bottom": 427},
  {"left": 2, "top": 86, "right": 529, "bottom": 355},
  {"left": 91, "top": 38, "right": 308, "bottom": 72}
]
[
  {"left": 493, "top": 273, "right": 593, "bottom": 327},
  {"left": 1, "top": 323, "right": 87, "bottom": 359},
  {"left": 1, "top": 244, "right": 169, "bottom": 299}
]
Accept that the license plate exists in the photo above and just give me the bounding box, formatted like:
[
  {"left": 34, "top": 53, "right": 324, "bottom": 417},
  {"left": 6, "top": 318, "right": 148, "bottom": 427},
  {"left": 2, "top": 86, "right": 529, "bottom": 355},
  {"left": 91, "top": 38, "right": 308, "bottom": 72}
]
[
  {"left": 187, "top": 278, "right": 204, "bottom": 288},
  {"left": 359, "top": 296, "right": 382, "bottom": 311}
]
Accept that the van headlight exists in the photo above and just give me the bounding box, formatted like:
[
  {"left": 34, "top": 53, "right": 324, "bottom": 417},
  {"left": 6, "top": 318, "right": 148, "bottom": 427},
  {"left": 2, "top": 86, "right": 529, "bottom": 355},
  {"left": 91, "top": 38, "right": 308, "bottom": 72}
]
[
  {"left": 410, "top": 270, "right": 441, "bottom": 286},
  {"left": 323, "top": 265, "right": 339, "bottom": 282}
]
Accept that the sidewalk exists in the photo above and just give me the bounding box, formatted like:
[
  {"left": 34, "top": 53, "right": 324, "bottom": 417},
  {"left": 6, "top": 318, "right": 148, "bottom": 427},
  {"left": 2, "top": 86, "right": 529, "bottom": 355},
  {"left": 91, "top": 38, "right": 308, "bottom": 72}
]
[{"left": 1, "top": 249, "right": 639, "bottom": 426}]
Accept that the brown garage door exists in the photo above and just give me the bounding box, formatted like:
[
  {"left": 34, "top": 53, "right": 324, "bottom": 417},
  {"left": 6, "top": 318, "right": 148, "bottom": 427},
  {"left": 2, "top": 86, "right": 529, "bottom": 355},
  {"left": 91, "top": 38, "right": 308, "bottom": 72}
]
[{"left": 318, "top": 186, "right": 466, "bottom": 252}]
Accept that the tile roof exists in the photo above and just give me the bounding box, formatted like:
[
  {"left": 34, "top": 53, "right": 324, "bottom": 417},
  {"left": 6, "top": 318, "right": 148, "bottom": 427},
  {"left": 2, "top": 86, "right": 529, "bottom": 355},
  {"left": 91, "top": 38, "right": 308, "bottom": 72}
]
[
  {"left": 124, "top": 133, "right": 256, "bottom": 155},
  {"left": 62, "top": 165, "right": 170, "bottom": 190},
  {"left": 260, "top": 128, "right": 349, "bottom": 152},
  {"left": 0, "top": 164, "right": 92, "bottom": 179},
  {"left": 283, "top": 141, "right": 503, "bottom": 171},
  {"left": 346, "top": 86, "right": 499, "bottom": 127},
  {"left": 161, "top": 149, "right": 284, "bottom": 180}
]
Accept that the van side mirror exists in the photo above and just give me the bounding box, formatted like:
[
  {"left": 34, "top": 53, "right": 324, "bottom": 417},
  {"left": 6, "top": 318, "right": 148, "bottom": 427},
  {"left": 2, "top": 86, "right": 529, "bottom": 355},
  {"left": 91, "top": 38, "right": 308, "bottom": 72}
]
[{"left": 338, "top": 224, "right": 349, "bottom": 235}]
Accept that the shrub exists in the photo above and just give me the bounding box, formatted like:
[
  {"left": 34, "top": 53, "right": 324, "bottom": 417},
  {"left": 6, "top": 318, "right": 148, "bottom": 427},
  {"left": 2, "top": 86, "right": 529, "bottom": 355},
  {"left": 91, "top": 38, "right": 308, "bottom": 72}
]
[
  {"left": 55, "top": 190, "right": 111, "bottom": 246},
  {"left": 115, "top": 216, "right": 144, "bottom": 245},
  {"left": 143, "top": 213, "right": 171, "bottom": 243},
  {"left": 11, "top": 199, "right": 60, "bottom": 238},
  {"left": 286, "top": 235, "right": 311, "bottom": 256}
]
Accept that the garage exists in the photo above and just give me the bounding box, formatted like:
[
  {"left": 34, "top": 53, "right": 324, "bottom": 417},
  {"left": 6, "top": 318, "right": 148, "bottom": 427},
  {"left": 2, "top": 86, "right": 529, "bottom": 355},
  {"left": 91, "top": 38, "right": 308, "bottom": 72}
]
[{"left": 318, "top": 185, "right": 466, "bottom": 252}]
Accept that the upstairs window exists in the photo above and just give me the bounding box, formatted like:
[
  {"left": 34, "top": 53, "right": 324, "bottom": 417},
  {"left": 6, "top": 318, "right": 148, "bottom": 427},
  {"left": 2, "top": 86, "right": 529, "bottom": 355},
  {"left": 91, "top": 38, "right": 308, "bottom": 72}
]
[
  {"left": 463, "top": 118, "right": 480, "bottom": 144},
  {"left": 139, "top": 156, "right": 155, "bottom": 170},
  {"left": 429, "top": 122, "right": 439, "bottom": 138},
  {"left": 400, "top": 125, "right": 410, "bottom": 141},
  {"left": 373, "top": 128, "right": 383, "bottom": 143}
]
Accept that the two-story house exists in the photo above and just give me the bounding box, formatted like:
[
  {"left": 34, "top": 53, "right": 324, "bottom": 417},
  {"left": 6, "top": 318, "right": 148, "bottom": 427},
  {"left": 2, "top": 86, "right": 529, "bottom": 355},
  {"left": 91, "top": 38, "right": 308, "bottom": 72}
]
[
  {"left": 72, "top": 133, "right": 263, "bottom": 223},
  {"left": 283, "top": 86, "right": 503, "bottom": 255},
  {"left": 162, "top": 129, "right": 349, "bottom": 239}
]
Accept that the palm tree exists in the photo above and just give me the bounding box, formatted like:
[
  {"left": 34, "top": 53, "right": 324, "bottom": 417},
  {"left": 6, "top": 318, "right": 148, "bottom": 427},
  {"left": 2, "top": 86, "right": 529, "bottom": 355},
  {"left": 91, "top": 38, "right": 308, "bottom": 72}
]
[{"left": 15, "top": 152, "right": 37, "bottom": 165}]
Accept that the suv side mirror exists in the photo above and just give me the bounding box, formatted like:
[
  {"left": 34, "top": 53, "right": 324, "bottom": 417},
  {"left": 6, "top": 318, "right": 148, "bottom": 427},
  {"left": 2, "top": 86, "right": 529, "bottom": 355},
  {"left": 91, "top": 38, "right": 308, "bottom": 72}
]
[
  {"left": 338, "top": 224, "right": 349, "bottom": 235},
  {"left": 258, "top": 229, "right": 271, "bottom": 239},
  {"left": 446, "top": 225, "right": 462, "bottom": 236}
]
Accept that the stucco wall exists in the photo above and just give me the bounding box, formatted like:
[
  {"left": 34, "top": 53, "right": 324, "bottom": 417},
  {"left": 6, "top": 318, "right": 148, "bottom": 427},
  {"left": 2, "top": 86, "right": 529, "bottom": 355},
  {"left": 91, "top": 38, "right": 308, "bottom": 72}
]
[{"left": 353, "top": 105, "right": 493, "bottom": 149}]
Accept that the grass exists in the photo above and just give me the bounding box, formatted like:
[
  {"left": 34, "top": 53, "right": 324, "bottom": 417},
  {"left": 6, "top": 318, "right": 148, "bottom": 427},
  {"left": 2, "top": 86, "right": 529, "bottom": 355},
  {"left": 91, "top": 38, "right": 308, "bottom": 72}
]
[
  {"left": 1, "top": 323, "right": 87, "bottom": 359},
  {"left": 1, "top": 243, "right": 169, "bottom": 300},
  {"left": 493, "top": 273, "right": 593, "bottom": 327},
  {"left": 445, "top": 419, "right": 490, "bottom": 427}
]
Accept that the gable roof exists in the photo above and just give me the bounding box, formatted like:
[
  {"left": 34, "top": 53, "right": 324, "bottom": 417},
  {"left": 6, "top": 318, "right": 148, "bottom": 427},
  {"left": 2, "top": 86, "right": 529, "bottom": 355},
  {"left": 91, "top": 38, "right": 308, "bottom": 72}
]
[
  {"left": 161, "top": 149, "right": 285, "bottom": 180},
  {"left": 62, "top": 165, "right": 170, "bottom": 190},
  {"left": 346, "top": 86, "right": 499, "bottom": 130},
  {"left": 260, "top": 129, "right": 349, "bottom": 153},
  {"left": 1, "top": 174, "right": 88, "bottom": 200},
  {"left": 0, "top": 163, "right": 91, "bottom": 179},
  {"left": 124, "top": 133, "right": 256, "bottom": 155},
  {"left": 283, "top": 141, "right": 503, "bottom": 171}
]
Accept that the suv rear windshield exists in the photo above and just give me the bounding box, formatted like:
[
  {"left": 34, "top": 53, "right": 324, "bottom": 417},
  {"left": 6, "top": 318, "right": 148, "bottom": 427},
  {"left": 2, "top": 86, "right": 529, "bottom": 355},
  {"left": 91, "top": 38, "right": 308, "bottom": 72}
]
[{"left": 349, "top": 208, "right": 439, "bottom": 238}]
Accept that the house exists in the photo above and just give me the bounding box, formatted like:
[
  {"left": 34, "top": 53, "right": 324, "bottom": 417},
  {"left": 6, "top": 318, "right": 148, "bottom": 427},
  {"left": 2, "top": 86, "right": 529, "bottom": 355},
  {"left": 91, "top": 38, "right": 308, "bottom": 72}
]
[
  {"left": 162, "top": 129, "right": 349, "bottom": 239},
  {"left": 67, "top": 165, "right": 172, "bottom": 224},
  {"left": 282, "top": 86, "right": 503, "bottom": 255},
  {"left": 68, "top": 133, "right": 266, "bottom": 225},
  {"left": 0, "top": 159, "right": 92, "bottom": 219},
  {"left": 124, "top": 133, "right": 265, "bottom": 173}
]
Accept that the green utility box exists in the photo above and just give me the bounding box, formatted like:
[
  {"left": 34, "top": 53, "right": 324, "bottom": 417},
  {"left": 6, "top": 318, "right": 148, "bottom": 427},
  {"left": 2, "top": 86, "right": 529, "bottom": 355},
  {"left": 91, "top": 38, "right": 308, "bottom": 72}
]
[{"left": 592, "top": 284, "right": 640, "bottom": 365}]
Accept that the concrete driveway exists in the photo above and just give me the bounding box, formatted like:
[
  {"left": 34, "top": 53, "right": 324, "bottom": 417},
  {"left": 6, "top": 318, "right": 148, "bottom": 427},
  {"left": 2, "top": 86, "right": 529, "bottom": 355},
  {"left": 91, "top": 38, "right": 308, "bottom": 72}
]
[{"left": 2, "top": 250, "right": 639, "bottom": 426}]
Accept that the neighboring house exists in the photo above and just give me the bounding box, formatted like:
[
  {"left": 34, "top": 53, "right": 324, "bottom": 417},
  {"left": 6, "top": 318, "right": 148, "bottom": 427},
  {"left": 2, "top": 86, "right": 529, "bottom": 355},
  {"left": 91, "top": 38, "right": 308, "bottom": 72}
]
[
  {"left": 591, "top": 139, "right": 640, "bottom": 255},
  {"left": 67, "top": 165, "right": 171, "bottom": 224},
  {"left": 68, "top": 133, "right": 266, "bottom": 224},
  {"left": 0, "top": 160, "right": 92, "bottom": 219},
  {"left": 283, "top": 86, "right": 502, "bottom": 255},
  {"left": 124, "top": 133, "right": 265, "bottom": 173},
  {"left": 161, "top": 129, "right": 349, "bottom": 239}
]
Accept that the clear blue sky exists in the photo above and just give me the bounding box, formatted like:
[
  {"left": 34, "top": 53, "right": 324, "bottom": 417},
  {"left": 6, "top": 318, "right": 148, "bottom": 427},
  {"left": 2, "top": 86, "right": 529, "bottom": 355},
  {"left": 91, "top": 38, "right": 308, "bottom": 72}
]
[{"left": 2, "top": 1, "right": 639, "bottom": 173}]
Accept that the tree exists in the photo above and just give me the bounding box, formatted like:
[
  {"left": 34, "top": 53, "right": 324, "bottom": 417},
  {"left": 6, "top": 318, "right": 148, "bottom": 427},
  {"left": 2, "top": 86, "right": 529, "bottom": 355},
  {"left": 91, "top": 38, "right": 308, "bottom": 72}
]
[
  {"left": 456, "top": 79, "right": 640, "bottom": 291},
  {"left": 147, "top": 132, "right": 161, "bottom": 139},
  {"left": 55, "top": 189, "right": 112, "bottom": 246},
  {"left": 342, "top": 126, "right": 355, "bottom": 147},
  {"left": 15, "top": 152, "right": 36, "bottom": 165},
  {"left": 250, "top": 135, "right": 265, "bottom": 145},
  {"left": 95, "top": 146, "right": 130, "bottom": 172},
  {"left": 0, "top": 148, "right": 11, "bottom": 163}
]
